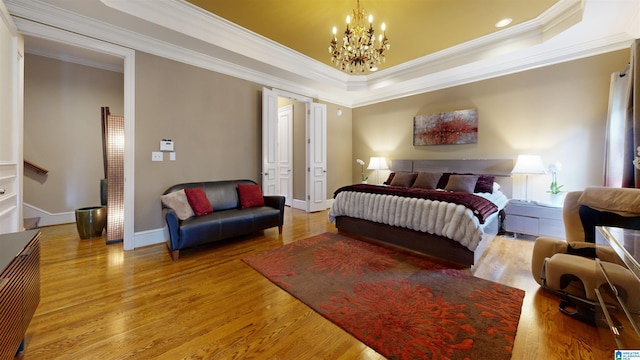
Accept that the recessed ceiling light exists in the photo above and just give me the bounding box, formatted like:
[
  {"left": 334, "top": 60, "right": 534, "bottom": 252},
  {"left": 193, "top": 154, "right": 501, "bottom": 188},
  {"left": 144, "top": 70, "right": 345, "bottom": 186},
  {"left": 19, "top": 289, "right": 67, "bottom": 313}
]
[{"left": 495, "top": 18, "right": 512, "bottom": 28}]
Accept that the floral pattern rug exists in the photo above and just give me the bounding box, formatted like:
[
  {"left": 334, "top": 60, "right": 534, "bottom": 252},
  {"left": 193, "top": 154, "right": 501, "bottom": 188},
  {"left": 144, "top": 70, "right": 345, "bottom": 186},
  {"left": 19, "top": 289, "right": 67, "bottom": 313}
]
[{"left": 242, "top": 232, "right": 524, "bottom": 360}]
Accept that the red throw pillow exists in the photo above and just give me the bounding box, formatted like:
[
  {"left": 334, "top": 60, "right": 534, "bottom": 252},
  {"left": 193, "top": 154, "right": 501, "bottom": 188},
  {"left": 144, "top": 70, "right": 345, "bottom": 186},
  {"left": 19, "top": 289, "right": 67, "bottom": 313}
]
[
  {"left": 238, "top": 184, "right": 265, "bottom": 209},
  {"left": 184, "top": 187, "right": 213, "bottom": 216}
]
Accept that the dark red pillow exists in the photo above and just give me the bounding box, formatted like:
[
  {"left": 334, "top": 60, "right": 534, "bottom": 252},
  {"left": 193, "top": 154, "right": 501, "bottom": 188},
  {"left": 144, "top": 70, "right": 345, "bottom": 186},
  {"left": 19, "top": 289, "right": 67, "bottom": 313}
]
[
  {"left": 238, "top": 184, "right": 265, "bottom": 209},
  {"left": 474, "top": 175, "right": 495, "bottom": 193},
  {"left": 383, "top": 172, "right": 396, "bottom": 185},
  {"left": 184, "top": 187, "right": 213, "bottom": 216}
]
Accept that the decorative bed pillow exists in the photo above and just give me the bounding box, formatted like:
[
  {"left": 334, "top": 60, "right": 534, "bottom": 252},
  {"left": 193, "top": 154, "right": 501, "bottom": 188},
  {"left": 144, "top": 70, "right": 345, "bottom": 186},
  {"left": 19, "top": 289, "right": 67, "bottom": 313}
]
[
  {"left": 160, "top": 189, "right": 195, "bottom": 220},
  {"left": 383, "top": 172, "right": 396, "bottom": 185},
  {"left": 412, "top": 172, "right": 442, "bottom": 189},
  {"left": 474, "top": 175, "right": 495, "bottom": 193},
  {"left": 389, "top": 172, "right": 418, "bottom": 187},
  {"left": 444, "top": 174, "right": 479, "bottom": 193},
  {"left": 238, "top": 184, "right": 265, "bottom": 208},
  {"left": 184, "top": 187, "right": 213, "bottom": 216},
  {"left": 493, "top": 182, "right": 501, "bottom": 192}
]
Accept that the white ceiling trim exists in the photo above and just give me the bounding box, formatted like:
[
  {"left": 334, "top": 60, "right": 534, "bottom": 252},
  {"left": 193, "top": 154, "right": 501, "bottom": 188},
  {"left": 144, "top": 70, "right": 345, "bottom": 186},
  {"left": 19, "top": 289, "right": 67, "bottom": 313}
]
[
  {"left": 101, "top": 0, "right": 351, "bottom": 89},
  {"left": 24, "top": 45, "right": 124, "bottom": 73},
  {"left": 6, "top": 0, "right": 640, "bottom": 108},
  {"left": 0, "top": 1, "right": 16, "bottom": 34},
  {"left": 101, "top": 0, "right": 585, "bottom": 92},
  {"left": 7, "top": 0, "right": 342, "bottom": 102}
]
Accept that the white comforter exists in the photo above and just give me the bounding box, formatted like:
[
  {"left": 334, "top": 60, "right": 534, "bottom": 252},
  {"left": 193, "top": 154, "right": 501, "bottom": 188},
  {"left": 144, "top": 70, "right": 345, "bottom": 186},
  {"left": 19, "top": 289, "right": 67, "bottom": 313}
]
[{"left": 328, "top": 190, "right": 508, "bottom": 251}]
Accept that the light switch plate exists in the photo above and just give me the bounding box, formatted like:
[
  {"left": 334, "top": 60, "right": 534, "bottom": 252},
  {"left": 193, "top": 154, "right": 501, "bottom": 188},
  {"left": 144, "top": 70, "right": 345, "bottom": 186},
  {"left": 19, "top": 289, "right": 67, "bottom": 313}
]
[
  {"left": 169, "top": 152, "right": 176, "bottom": 161},
  {"left": 152, "top": 152, "right": 163, "bottom": 161}
]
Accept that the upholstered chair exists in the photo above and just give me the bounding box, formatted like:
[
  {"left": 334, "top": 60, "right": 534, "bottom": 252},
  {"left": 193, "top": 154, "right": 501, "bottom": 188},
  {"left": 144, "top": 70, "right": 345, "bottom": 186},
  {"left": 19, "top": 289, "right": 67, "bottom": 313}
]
[{"left": 531, "top": 188, "right": 640, "bottom": 322}]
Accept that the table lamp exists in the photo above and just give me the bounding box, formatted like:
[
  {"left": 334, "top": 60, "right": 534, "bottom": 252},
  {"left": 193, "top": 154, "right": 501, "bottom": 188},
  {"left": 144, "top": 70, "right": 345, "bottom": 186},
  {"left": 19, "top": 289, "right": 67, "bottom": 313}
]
[
  {"left": 367, "top": 157, "right": 389, "bottom": 185},
  {"left": 511, "top": 154, "right": 546, "bottom": 202}
]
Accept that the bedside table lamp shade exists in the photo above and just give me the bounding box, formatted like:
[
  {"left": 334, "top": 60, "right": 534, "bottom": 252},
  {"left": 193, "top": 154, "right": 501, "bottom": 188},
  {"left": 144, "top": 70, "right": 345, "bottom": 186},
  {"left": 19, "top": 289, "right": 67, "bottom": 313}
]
[
  {"left": 511, "top": 155, "right": 546, "bottom": 202},
  {"left": 367, "top": 157, "right": 388, "bottom": 185}
]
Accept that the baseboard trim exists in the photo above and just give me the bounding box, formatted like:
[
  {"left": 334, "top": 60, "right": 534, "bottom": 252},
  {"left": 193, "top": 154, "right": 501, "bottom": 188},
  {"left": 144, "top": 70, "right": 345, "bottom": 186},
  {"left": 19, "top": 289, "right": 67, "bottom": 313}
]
[
  {"left": 23, "top": 203, "right": 75, "bottom": 226},
  {"left": 134, "top": 227, "right": 167, "bottom": 249}
]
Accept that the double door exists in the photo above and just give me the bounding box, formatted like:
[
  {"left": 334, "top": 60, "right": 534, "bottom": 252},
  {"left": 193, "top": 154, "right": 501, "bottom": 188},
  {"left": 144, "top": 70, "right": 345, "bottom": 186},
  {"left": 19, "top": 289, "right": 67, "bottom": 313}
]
[{"left": 262, "top": 88, "right": 326, "bottom": 212}]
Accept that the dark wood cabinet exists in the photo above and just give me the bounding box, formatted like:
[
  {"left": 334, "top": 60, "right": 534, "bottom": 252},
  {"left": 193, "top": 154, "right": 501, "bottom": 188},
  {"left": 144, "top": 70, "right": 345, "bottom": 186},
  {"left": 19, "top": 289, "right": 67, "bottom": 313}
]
[{"left": 0, "top": 230, "right": 40, "bottom": 360}]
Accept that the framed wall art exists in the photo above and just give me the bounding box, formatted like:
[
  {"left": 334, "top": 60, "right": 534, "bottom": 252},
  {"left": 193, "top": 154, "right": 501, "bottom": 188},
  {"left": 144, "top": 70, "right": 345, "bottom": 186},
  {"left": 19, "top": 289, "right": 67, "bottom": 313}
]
[{"left": 413, "top": 108, "right": 478, "bottom": 146}]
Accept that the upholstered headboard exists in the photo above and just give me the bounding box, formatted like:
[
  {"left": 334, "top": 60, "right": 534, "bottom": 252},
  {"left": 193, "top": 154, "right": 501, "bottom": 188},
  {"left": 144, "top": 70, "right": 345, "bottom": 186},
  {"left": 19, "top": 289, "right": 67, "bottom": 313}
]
[{"left": 390, "top": 159, "right": 514, "bottom": 198}]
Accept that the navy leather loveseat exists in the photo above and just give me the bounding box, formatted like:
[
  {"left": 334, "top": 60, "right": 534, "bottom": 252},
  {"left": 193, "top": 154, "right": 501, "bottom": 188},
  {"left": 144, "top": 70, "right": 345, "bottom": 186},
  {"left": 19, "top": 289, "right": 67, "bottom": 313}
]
[{"left": 161, "top": 180, "right": 285, "bottom": 260}]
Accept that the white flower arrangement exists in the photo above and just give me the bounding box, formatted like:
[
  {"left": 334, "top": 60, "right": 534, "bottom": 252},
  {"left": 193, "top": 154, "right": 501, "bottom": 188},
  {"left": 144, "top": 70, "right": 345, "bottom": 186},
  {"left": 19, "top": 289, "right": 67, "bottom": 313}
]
[
  {"left": 547, "top": 162, "right": 564, "bottom": 194},
  {"left": 634, "top": 146, "right": 640, "bottom": 170},
  {"left": 356, "top": 159, "right": 368, "bottom": 181}
]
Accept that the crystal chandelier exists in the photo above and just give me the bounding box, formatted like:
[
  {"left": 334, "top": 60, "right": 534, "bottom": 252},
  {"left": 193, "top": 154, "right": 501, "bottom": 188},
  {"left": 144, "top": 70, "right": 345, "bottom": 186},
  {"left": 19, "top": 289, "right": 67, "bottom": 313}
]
[{"left": 329, "top": 0, "right": 390, "bottom": 73}]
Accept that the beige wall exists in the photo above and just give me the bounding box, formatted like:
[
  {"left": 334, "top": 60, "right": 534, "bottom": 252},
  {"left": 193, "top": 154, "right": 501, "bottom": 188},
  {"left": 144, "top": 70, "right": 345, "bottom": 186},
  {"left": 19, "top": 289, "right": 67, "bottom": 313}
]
[
  {"left": 25, "top": 47, "right": 626, "bottom": 233},
  {"left": 323, "top": 102, "right": 353, "bottom": 196},
  {"left": 353, "top": 49, "right": 629, "bottom": 201},
  {"left": 134, "top": 52, "right": 351, "bottom": 232},
  {"left": 23, "top": 54, "right": 124, "bottom": 212}
]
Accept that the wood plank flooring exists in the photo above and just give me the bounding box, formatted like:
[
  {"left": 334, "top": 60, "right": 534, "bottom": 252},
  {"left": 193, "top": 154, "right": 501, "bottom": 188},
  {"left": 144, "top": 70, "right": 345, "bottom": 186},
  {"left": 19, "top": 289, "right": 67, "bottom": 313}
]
[{"left": 15, "top": 208, "right": 611, "bottom": 359}]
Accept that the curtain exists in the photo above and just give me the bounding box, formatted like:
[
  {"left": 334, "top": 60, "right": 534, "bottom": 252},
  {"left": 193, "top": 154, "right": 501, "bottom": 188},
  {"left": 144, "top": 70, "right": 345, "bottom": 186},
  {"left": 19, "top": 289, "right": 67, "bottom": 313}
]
[{"left": 605, "top": 39, "right": 638, "bottom": 188}]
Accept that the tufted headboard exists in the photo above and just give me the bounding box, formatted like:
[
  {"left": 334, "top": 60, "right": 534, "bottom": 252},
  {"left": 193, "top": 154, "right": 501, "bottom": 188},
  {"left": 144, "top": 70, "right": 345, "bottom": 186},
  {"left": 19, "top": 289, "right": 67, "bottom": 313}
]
[{"left": 389, "top": 159, "right": 514, "bottom": 198}]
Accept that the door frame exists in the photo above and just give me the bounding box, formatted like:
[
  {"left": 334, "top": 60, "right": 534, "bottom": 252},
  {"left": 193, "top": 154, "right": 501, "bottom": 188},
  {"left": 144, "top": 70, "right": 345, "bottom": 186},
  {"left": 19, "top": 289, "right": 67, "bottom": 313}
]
[{"left": 16, "top": 19, "right": 136, "bottom": 250}]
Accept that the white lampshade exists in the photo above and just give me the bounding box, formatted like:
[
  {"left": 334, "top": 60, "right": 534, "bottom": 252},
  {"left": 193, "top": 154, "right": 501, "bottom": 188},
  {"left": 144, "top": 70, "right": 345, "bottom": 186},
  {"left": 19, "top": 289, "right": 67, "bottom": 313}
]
[
  {"left": 511, "top": 154, "right": 545, "bottom": 202},
  {"left": 367, "top": 157, "right": 389, "bottom": 170},
  {"left": 511, "top": 155, "right": 546, "bottom": 174}
]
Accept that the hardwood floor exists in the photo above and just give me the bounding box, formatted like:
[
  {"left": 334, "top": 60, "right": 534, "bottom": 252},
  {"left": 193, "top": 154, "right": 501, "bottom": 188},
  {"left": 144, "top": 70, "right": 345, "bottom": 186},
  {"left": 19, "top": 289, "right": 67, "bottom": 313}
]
[{"left": 16, "top": 208, "right": 610, "bottom": 359}]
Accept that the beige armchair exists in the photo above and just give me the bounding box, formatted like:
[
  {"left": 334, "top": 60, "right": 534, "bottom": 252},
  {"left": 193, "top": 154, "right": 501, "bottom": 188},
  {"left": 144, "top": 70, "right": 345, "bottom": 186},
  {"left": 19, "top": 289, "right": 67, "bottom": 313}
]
[{"left": 531, "top": 188, "right": 640, "bottom": 323}]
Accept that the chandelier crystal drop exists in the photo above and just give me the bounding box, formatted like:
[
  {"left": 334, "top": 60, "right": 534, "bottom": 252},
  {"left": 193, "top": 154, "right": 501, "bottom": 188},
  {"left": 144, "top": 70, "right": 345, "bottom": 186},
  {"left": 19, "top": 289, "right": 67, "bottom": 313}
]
[{"left": 328, "top": 0, "right": 390, "bottom": 73}]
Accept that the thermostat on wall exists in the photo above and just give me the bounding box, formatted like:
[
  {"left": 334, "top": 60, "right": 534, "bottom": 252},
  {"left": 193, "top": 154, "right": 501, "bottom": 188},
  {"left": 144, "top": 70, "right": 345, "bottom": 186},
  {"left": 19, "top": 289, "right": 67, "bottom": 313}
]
[{"left": 160, "top": 139, "right": 174, "bottom": 152}]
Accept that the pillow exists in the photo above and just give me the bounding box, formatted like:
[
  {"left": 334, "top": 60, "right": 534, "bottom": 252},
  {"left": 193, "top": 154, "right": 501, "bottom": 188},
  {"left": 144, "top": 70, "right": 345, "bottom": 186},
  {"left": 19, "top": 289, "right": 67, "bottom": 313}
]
[
  {"left": 437, "top": 173, "right": 451, "bottom": 189},
  {"left": 184, "top": 187, "right": 213, "bottom": 216},
  {"left": 383, "top": 172, "right": 396, "bottom": 185},
  {"left": 493, "top": 182, "right": 501, "bottom": 192},
  {"left": 444, "top": 174, "right": 479, "bottom": 193},
  {"left": 238, "top": 184, "right": 265, "bottom": 209},
  {"left": 389, "top": 172, "right": 418, "bottom": 187},
  {"left": 474, "top": 175, "right": 495, "bottom": 193},
  {"left": 160, "top": 189, "right": 195, "bottom": 220},
  {"left": 412, "top": 172, "right": 442, "bottom": 189}
]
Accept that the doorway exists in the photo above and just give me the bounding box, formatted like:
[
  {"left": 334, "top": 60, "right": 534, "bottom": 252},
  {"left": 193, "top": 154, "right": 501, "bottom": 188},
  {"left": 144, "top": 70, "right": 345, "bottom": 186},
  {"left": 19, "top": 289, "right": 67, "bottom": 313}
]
[
  {"left": 19, "top": 21, "right": 136, "bottom": 250},
  {"left": 262, "top": 87, "right": 327, "bottom": 212}
]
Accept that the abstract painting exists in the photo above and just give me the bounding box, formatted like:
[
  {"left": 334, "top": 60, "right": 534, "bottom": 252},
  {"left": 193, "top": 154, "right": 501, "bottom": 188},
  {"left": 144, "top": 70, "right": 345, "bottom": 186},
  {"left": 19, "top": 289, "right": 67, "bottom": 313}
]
[{"left": 413, "top": 109, "right": 478, "bottom": 145}]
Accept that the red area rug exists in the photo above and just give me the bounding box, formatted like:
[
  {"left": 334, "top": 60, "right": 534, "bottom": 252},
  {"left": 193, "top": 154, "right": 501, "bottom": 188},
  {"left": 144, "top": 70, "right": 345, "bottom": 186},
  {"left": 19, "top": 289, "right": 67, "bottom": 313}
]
[{"left": 242, "top": 232, "right": 524, "bottom": 360}]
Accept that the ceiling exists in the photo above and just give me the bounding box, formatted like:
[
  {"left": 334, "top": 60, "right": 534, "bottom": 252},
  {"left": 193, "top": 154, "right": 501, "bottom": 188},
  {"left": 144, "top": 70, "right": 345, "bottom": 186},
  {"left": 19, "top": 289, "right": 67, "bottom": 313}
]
[
  {"left": 6, "top": 0, "right": 640, "bottom": 107},
  {"left": 186, "top": 0, "right": 558, "bottom": 71}
]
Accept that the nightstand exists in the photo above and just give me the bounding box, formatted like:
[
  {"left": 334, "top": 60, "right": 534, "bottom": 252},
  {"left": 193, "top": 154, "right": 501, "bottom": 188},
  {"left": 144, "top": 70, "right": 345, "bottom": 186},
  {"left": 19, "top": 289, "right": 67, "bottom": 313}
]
[{"left": 504, "top": 199, "right": 565, "bottom": 238}]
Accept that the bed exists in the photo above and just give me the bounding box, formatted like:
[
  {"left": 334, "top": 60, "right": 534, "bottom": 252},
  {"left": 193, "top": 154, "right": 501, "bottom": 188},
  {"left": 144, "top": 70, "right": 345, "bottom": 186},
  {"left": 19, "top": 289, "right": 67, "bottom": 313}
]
[{"left": 328, "top": 159, "right": 513, "bottom": 268}]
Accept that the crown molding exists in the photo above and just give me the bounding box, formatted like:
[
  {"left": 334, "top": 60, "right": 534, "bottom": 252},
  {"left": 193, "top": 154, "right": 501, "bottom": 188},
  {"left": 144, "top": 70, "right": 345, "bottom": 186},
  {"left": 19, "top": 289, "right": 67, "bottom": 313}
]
[
  {"left": 351, "top": 33, "right": 632, "bottom": 107},
  {"left": 6, "top": 0, "right": 639, "bottom": 108},
  {"left": 0, "top": 0, "right": 17, "bottom": 34},
  {"left": 101, "top": 0, "right": 350, "bottom": 89},
  {"left": 24, "top": 45, "right": 124, "bottom": 73}
]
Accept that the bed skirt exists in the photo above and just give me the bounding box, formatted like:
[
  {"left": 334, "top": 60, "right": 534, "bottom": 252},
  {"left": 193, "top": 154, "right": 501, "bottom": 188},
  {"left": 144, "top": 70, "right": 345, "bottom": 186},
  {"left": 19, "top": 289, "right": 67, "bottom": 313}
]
[{"left": 334, "top": 211, "right": 501, "bottom": 268}]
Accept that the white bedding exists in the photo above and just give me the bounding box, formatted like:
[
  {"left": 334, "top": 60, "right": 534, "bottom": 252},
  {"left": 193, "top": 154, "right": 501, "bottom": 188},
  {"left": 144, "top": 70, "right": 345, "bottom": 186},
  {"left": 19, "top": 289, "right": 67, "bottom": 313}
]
[{"left": 328, "top": 190, "right": 508, "bottom": 251}]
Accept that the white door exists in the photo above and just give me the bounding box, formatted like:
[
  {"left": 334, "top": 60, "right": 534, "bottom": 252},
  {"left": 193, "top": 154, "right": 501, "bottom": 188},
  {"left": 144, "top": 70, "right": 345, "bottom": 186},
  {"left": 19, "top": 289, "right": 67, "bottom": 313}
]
[
  {"left": 306, "top": 103, "right": 327, "bottom": 212},
  {"left": 278, "top": 105, "right": 293, "bottom": 206},
  {"left": 0, "top": 20, "right": 22, "bottom": 234},
  {"left": 261, "top": 87, "right": 278, "bottom": 196}
]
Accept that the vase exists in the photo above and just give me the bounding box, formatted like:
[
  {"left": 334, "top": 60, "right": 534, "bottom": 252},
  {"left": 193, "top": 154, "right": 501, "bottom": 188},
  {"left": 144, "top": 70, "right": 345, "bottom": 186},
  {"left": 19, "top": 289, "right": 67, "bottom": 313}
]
[
  {"left": 361, "top": 180, "right": 368, "bottom": 184},
  {"left": 549, "top": 193, "right": 565, "bottom": 207},
  {"left": 75, "top": 206, "right": 107, "bottom": 239}
]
